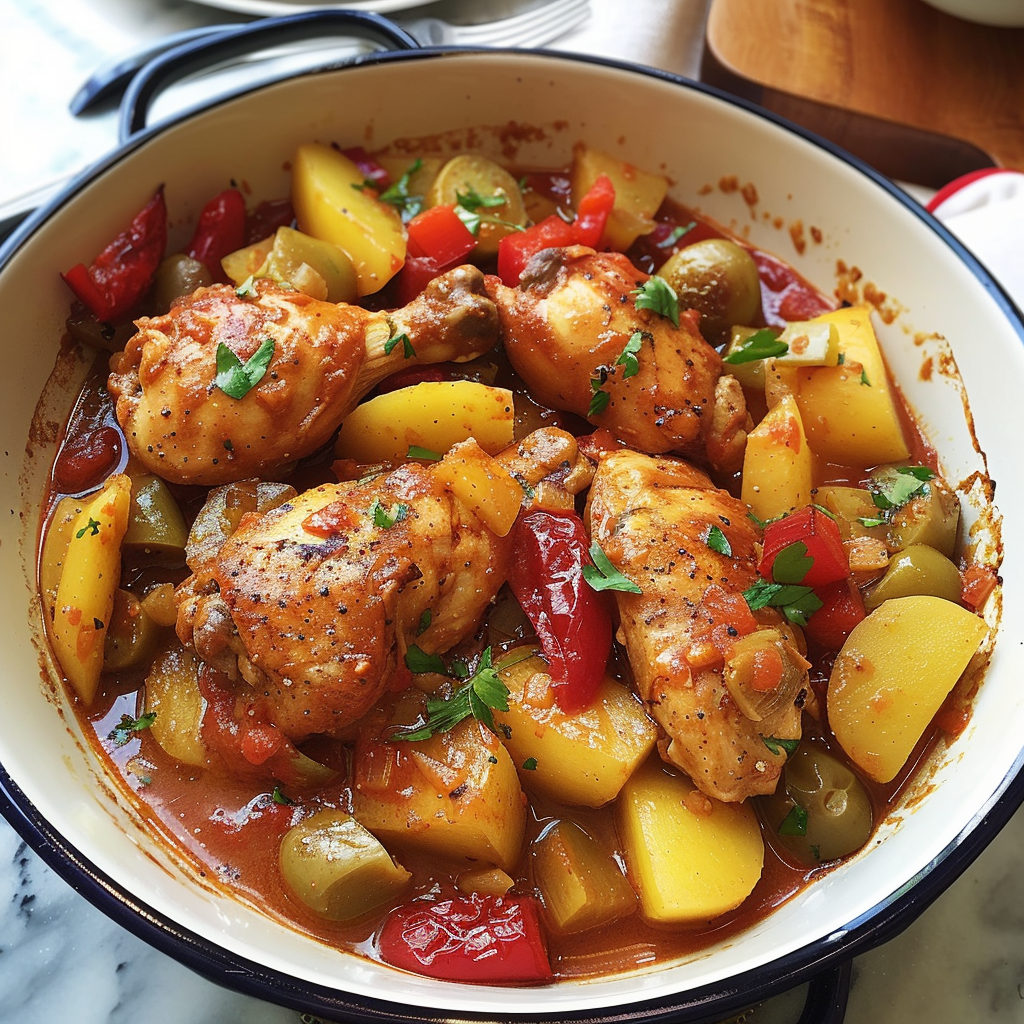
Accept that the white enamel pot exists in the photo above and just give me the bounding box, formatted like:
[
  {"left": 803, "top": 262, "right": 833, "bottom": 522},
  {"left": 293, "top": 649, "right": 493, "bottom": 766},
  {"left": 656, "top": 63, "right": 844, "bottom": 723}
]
[{"left": 1, "top": 11, "right": 1022, "bottom": 1023}]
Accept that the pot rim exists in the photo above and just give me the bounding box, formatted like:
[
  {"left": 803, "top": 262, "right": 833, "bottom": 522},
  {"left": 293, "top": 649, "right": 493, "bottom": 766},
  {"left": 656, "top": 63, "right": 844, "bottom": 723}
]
[{"left": 2, "top": 42, "right": 1023, "bottom": 1023}]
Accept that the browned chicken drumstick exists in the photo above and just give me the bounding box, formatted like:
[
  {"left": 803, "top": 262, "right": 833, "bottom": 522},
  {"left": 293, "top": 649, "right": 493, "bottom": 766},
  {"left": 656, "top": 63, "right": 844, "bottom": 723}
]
[
  {"left": 487, "top": 246, "right": 750, "bottom": 472},
  {"left": 586, "top": 447, "right": 810, "bottom": 802},
  {"left": 109, "top": 267, "right": 499, "bottom": 486},
  {"left": 175, "top": 427, "right": 593, "bottom": 741}
]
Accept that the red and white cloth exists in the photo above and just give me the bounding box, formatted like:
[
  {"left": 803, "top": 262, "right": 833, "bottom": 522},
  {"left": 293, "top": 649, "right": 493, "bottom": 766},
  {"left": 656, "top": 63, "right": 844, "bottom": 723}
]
[{"left": 926, "top": 168, "right": 1024, "bottom": 309}]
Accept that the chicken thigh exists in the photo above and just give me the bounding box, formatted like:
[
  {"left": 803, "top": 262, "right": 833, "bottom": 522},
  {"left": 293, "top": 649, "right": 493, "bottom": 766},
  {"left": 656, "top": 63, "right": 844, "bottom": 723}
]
[
  {"left": 176, "top": 427, "right": 592, "bottom": 740},
  {"left": 586, "top": 448, "right": 809, "bottom": 802},
  {"left": 488, "top": 246, "right": 750, "bottom": 472},
  {"left": 109, "top": 266, "right": 499, "bottom": 486}
]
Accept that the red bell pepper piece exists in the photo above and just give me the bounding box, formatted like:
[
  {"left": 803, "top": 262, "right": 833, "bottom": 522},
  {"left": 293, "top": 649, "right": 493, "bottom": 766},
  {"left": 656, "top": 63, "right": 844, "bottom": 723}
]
[
  {"left": 61, "top": 186, "right": 168, "bottom": 322},
  {"left": 759, "top": 505, "right": 849, "bottom": 590},
  {"left": 406, "top": 204, "right": 477, "bottom": 265},
  {"left": 496, "top": 174, "right": 616, "bottom": 286},
  {"left": 378, "top": 894, "right": 552, "bottom": 983},
  {"left": 802, "top": 579, "right": 866, "bottom": 652},
  {"left": 342, "top": 145, "right": 391, "bottom": 190},
  {"left": 245, "top": 197, "right": 295, "bottom": 245},
  {"left": 186, "top": 187, "right": 247, "bottom": 279},
  {"left": 507, "top": 510, "right": 613, "bottom": 713}
]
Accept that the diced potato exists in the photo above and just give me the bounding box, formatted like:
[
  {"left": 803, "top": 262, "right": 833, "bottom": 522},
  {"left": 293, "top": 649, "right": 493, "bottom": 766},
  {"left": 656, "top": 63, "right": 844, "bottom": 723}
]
[
  {"left": 456, "top": 867, "right": 515, "bottom": 896},
  {"left": 334, "top": 381, "right": 515, "bottom": 463},
  {"left": 427, "top": 154, "right": 528, "bottom": 257},
  {"left": 617, "top": 756, "right": 764, "bottom": 924},
  {"left": 494, "top": 655, "right": 657, "bottom": 807},
  {"left": 433, "top": 439, "right": 523, "bottom": 538},
  {"left": 221, "top": 234, "right": 275, "bottom": 286},
  {"left": 280, "top": 809, "right": 411, "bottom": 921},
  {"left": 291, "top": 142, "right": 407, "bottom": 296},
  {"left": 570, "top": 143, "right": 668, "bottom": 251},
  {"left": 40, "top": 495, "right": 86, "bottom": 616},
  {"left": 51, "top": 474, "right": 132, "bottom": 704},
  {"left": 351, "top": 713, "right": 526, "bottom": 872},
  {"left": 144, "top": 644, "right": 207, "bottom": 768},
  {"left": 783, "top": 306, "right": 910, "bottom": 467},
  {"left": 741, "top": 391, "right": 813, "bottom": 521},
  {"left": 775, "top": 319, "right": 840, "bottom": 367},
  {"left": 533, "top": 820, "right": 636, "bottom": 934},
  {"left": 828, "top": 595, "right": 988, "bottom": 782}
]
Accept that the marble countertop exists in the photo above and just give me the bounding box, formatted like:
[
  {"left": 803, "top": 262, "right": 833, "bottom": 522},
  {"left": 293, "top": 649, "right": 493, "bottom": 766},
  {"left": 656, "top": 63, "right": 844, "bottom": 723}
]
[{"left": 3, "top": 1, "right": 1024, "bottom": 1022}]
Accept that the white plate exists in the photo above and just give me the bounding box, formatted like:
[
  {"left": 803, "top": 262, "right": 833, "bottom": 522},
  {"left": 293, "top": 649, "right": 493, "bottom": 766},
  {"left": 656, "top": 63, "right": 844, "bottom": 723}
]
[{"left": 189, "top": 0, "right": 432, "bottom": 14}]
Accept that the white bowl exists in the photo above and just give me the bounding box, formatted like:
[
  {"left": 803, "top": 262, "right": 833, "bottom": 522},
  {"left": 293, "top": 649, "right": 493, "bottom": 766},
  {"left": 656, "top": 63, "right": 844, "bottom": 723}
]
[
  {"left": 1, "top": 33, "right": 1023, "bottom": 1023},
  {"left": 919, "top": 0, "right": 1024, "bottom": 26}
]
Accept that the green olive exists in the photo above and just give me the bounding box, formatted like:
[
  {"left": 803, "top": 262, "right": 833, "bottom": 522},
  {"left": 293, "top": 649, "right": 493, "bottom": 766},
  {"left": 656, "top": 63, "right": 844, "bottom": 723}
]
[
  {"left": 123, "top": 473, "right": 189, "bottom": 561},
  {"left": 279, "top": 809, "right": 411, "bottom": 921},
  {"left": 816, "top": 485, "right": 888, "bottom": 542},
  {"left": 427, "top": 154, "right": 528, "bottom": 257},
  {"left": 887, "top": 475, "right": 960, "bottom": 558},
  {"left": 104, "top": 589, "right": 167, "bottom": 673},
  {"left": 864, "top": 543, "right": 963, "bottom": 610},
  {"left": 759, "top": 742, "right": 873, "bottom": 865},
  {"left": 152, "top": 254, "right": 212, "bottom": 313},
  {"left": 656, "top": 238, "right": 762, "bottom": 341}
]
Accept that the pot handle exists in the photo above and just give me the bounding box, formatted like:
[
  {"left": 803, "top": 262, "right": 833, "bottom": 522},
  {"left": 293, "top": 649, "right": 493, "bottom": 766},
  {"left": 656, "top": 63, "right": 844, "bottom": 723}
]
[
  {"left": 795, "top": 960, "right": 852, "bottom": 1024},
  {"left": 117, "top": 10, "right": 421, "bottom": 144}
]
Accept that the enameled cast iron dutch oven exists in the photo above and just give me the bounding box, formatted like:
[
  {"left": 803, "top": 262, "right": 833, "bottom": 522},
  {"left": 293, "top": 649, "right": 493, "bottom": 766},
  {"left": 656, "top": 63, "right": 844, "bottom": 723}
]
[{"left": 1, "top": 11, "right": 1022, "bottom": 1023}]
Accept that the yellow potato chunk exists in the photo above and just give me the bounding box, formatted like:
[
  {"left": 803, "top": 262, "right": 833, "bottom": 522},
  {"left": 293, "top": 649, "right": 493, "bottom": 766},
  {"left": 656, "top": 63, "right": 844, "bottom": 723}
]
[
  {"left": 741, "top": 391, "right": 813, "bottom": 521},
  {"left": 495, "top": 655, "right": 657, "bottom": 807},
  {"left": 828, "top": 595, "right": 988, "bottom": 783},
  {"left": 433, "top": 438, "right": 523, "bottom": 538},
  {"left": 617, "top": 757, "right": 764, "bottom": 925},
  {"left": 570, "top": 143, "right": 668, "bottom": 251},
  {"left": 533, "top": 820, "right": 636, "bottom": 934},
  {"left": 783, "top": 306, "right": 910, "bottom": 467},
  {"left": 335, "top": 381, "right": 515, "bottom": 463},
  {"left": 143, "top": 644, "right": 207, "bottom": 768},
  {"left": 280, "top": 809, "right": 411, "bottom": 921},
  {"left": 352, "top": 714, "right": 526, "bottom": 872},
  {"left": 51, "top": 474, "right": 132, "bottom": 704},
  {"left": 291, "top": 142, "right": 406, "bottom": 296}
]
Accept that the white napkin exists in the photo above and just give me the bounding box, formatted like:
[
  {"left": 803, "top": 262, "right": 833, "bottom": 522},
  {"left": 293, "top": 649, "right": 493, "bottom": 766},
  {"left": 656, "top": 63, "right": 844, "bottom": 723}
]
[{"left": 927, "top": 169, "right": 1024, "bottom": 310}]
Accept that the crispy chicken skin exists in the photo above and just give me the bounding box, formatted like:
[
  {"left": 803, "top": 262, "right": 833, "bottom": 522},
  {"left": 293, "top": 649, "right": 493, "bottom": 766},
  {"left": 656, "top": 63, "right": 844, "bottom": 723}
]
[
  {"left": 586, "top": 448, "right": 808, "bottom": 802},
  {"left": 109, "top": 267, "right": 499, "bottom": 486},
  {"left": 176, "top": 428, "right": 592, "bottom": 741},
  {"left": 487, "top": 246, "right": 749, "bottom": 472}
]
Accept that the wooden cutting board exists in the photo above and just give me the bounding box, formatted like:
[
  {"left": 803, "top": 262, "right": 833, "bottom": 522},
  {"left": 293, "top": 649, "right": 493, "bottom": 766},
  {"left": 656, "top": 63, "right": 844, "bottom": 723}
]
[{"left": 701, "top": 0, "right": 1024, "bottom": 186}]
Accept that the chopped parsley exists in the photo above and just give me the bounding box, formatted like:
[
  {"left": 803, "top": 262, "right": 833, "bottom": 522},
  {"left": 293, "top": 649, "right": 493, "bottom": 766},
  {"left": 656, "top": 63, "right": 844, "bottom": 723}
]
[
  {"left": 407, "top": 445, "right": 442, "bottom": 461},
  {"left": 860, "top": 368, "right": 871, "bottom": 386},
  {"left": 778, "top": 803, "right": 809, "bottom": 837},
  {"left": 369, "top": 499, "right": 409, "bottom": 529},
  {"left": 706, "top": 525, "right": 732, "bottom": 556},
  {"left": 857, "top": 515, "right": 888, "bottom": 529},
  {"left": 235, "top": 275, "right": 258, "bottom": 298},
  {"left": 723, "top": 328, "right": 788, "bottom": 365},
  {"left": 376, "top": 158, "right": 425, "bottom": 222},
  {"left": 633, "top": 276, "right": 680, "bottom": 326},
  {"left": 215, "top": 337, "right": 275, "bottom": 399},
  {"left": 583, "top": 541, "right": 642, "bottom": 594},
  {"left": 395, "top": 647, "right": 510, "bottom": 741},
  {"left": 615, "top": 331, "right": 644, "bottom": 379},
  {"left": 405, "top": 644, "right": 448, "bottom": 675},
  {"left": 384, "top": 330, "right": 415, "bottom": 359},
  {"left": 109, "top": 712, "right": 156, "bottom": 748},
  {"left": 76, "top": 517, "right": 101, "bottom": 539},
  {"left": 743, "top": 579, "right": 823, "bottom": 627},
  {"left": 762, "top": 735, "right": 800, "bottom": 757},
  {"left": 271, "top": 786, "right": 293, "bottom": 806},
  {"left": 416, "top": 608, "right": 432, "bottom": 636},
  {"left": 588, "top": 372, "right": 610, "bottom": 416},
  {"left": 656, "top": 222, "right": 696, "bottom": 248},
  {"left": 522, "top": 757, "right": 538, "bottom": 771}
]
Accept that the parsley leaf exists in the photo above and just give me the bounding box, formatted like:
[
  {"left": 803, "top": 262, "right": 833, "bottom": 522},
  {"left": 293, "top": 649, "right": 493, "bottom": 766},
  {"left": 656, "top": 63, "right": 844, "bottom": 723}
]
[
  {"left": 271, "top": 786, "right": 293, "bottom": 806},
  {"left": 416, "top": 609, "right": 432, "bottom": 636},
  {"left": 377, "top": 158, "right": 424, "bottom": 222},
  {"left": 656, "top": 222, "right": 696, "bottom": 248},
  {"left": 869, "top": 466, "right": 935, "bottom": 511},
  {"left": 742, "top": 579, "right": 823, "bottom": 626},
  {"left": 706, "top": 525, "right": 732, "bottom": 556},
  {"left": 369, "top": 499, "right": 409, "bottom": 529},
  {"left": 860, "top": 368, "right": 871, "bottom": 386},
  {"left": 384, "top": 331, "right": 415, "bottom": 359},
  {"left": 235, "top": 275, "right": 258, "bottom": 298},
  {"left": 76, "top": 517, "right": 101, "bottom": 539},
  {"left": 522, "top": 757, "right": 538, "bottom": 771},
  {"left": 723, "top": 328, "right": 788, "bottom": 365},
  {"left": 404, "top": 645, "right": 448, "bottom": 675},
  {"left": 407, "top": 445, "right": 442, "bottom": 461},
  {"left": 583, "top": 541, "right": 642, "bottom": 594},
  {"left": 858, "top": 515, "right": 887, "bottom": 529},
  {"left": 616, "top": 331, "right": 644, "bottom": 379},
  {"left": 396, "top": 647, "right": 510, "bottom": 741},
  {"left": 456, "top": 186, "right": 508, "bottom": 212},
  {"left": 771, "top": 541, "right": 814, "bottom": 585},
  {"left": 762, "top": 735, "right": 800, "bottom": 757},
  {"left": 109, "top": 712, "right": 156, "bottom": 748},
  {"left": 588, "top": 373, "right": 610, "bottom": 416},
  {"left": 779, "top": 803, "right": 809, "bottom": 837},
  {"left": 215, "top": 337, "right": 275, "bottom": 399},
  {"left": 633, "top": 276, "right": 680, "bottom": 326}
]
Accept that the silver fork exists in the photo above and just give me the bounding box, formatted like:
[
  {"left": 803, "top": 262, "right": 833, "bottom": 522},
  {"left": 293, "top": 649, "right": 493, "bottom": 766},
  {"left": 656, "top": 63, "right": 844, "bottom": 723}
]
[{"left": 70, "top": 0, "right": 591, "bottom": 115}]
